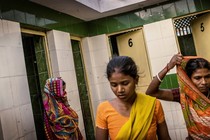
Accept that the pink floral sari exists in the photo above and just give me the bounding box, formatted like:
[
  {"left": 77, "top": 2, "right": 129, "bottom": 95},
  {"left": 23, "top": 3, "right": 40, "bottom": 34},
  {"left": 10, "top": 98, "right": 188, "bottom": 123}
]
[{"left": 42, "top": 77, "right": 83, "bottom": 140}]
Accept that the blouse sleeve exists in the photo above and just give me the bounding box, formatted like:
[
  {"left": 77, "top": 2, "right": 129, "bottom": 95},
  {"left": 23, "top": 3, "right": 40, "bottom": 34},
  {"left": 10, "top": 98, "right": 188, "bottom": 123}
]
[
  {"left": 96, "top": 102, "right": 108, "bottom": 129},
  {"left": 155, "top": 99, "right": 165, "bottom": 124},
  {"left": 172, "top": 88, "right": 180, "bottom": 103}
]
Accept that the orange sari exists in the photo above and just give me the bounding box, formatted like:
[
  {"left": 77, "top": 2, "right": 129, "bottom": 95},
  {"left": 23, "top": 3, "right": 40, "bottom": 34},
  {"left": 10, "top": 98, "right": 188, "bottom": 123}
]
[{"left": 177, "top": 56, "right": 210, "bottom": 139}]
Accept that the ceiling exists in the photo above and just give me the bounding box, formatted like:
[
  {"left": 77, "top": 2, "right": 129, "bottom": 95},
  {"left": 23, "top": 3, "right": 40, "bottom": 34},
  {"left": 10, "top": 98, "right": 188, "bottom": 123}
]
[{"left": 30, "top": 0, "right": 169, "bottom": 21}]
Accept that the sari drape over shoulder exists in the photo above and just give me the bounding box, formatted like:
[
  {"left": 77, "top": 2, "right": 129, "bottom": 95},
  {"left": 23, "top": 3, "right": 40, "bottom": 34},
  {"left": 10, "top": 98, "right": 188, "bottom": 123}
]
[
  {"left": 115, "top": 93, "right": 156, "bottom": 140},
  {"left": 177, "top": 56, "right": 210, "bottom": 139},
  {"left": 42, "top": 77, "right": 83, "bottom": 140}
]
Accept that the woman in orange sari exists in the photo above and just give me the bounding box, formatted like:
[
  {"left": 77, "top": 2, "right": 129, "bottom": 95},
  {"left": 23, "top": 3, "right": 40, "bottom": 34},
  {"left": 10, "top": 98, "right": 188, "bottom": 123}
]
[
  {"left": 146, "top": 53, "right": 210, "bottom": 139},
  {"left": 95, "top": 56, "right": 171, "bottom": 140},
  {"left": 42, "top": 77, "right": 83, "bottom": 140}
]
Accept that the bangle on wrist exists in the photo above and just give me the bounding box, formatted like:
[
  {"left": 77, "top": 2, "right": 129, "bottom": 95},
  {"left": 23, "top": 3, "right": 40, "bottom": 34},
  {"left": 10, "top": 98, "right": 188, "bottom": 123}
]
[{"left": 156, "top": 73, "right": 162, "bottom": 82}]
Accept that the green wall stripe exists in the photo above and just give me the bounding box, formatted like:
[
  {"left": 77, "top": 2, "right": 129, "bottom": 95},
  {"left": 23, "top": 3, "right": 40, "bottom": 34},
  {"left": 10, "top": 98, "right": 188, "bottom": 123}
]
[
  {"left": 160, "top": 73, "right": 179, "bottom": 89},
  {"left": 0, "top": 0, "right": 210, "bottom": 37}
]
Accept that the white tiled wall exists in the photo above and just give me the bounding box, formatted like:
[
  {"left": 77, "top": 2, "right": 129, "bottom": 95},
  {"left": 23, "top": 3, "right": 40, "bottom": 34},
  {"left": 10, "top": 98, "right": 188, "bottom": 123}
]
[
  {"left": 46, "top": 30, "right": 86, "bottom": 138},
  {"left": 144, "top": 19, "right": 188, "bottom": 139},
  {"left": 0, "top": 20, "right": 36, "bottom": 140},
  {"left": 81, "top": 35, "right": 113, "bottom": 118},
  {"left": 144, "top": 19, "right": 178, "bottom": 75}
]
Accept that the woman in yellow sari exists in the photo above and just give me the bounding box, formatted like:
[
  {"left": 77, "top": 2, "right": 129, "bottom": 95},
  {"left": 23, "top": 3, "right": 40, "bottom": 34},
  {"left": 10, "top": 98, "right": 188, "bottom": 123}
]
[
  {"left": 95, "top": 56, "right": 171, "bottom": 140},
  {"left": 146, "top": 53, "right": 210, "bottom": 139}
]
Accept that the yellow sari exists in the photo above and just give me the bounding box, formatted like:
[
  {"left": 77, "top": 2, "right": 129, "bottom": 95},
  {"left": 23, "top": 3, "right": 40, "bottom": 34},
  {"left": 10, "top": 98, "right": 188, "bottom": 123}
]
[{"left": 116, "top": 93, "right": 156, "bottom": 140}]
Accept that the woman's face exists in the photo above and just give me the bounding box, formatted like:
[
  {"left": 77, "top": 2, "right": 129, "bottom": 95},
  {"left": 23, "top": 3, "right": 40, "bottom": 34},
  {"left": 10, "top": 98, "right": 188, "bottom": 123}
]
[
  {"left": 108, "top": 71, "right": 138, "bottom": 101},
  {"left": 191, "top": 68, "right": 210, "bottom": 94}
]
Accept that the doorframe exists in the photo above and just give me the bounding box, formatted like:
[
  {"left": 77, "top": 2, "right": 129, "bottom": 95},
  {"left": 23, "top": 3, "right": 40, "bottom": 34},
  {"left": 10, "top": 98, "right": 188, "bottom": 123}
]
[
  {"left": 107, "top": 27, "right": 143, "bottom": 36},
  {"left": 173, "top": 10, "right": 210, "bottom": 20},
  {"left": 172, "top": 10, "right": 210, "bottom": 53},
  {"left": 107, "top": 27, "right": 144, "bottom": 59},
  {"left": 21, "top": 28, "right": 52, "bottom": 77},
  {"left": 70, "top": 35, "right": 96, "bottom": 132},
  {"left": 107, "top": 27, "right": 153, "bottom": 89}
]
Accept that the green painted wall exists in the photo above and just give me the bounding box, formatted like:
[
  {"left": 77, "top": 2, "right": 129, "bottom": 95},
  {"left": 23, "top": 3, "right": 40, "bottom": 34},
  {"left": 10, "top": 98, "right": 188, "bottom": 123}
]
[
  {"left": 160, "top": 74, "right": 179, "bottom": 89},
  {"left": 88, "top": 0, "right": 210, "bottom": 36},
  {"left": 0, "top": 0, "right": 88, "bottom": 37},
  {"left": 0, "top": 0, "right": 210, "bottom": 37}
]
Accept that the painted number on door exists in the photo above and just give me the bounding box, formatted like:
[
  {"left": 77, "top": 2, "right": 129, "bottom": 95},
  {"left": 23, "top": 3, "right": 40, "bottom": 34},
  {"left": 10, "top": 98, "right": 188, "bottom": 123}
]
[
  {"left": 128, "top": 38, "right": 133, "bottom": 47},
  {"left": 200, "top": 23, "right": 204, "bottom": 32}
]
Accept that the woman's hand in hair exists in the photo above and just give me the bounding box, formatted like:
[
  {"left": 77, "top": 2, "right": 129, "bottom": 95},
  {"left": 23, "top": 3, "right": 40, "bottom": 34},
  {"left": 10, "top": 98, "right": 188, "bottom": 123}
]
[{"left": 167, "top": 53, "right": 183, "bottom": 70}]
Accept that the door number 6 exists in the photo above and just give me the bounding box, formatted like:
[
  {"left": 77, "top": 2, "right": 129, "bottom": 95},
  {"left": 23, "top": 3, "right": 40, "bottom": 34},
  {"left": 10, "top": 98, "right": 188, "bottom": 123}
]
[
  {"left": 128, "top": 38, "right": 133, "bottom": 47},
  {"left": 200, "top": 23, "right": 204, "bottom": 32}
]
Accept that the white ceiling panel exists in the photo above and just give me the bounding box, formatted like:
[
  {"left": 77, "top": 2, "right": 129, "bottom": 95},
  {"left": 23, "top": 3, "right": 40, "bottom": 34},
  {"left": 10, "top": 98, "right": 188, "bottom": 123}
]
[{"left": 30, "top": 0, "right": 169, "bottom": 21}]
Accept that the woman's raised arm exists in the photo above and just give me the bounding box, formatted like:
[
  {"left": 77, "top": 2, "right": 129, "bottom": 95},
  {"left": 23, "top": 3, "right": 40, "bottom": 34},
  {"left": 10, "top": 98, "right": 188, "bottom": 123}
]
[{"left": 146, "top": 53, "right": 183, "bottom": 101}]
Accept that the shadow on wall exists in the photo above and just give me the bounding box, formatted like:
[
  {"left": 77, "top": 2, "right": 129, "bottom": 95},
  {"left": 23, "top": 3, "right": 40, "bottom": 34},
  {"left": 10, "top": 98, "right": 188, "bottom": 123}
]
[{"left": 0, "top": 117, "right": 4, "bottom": 140}]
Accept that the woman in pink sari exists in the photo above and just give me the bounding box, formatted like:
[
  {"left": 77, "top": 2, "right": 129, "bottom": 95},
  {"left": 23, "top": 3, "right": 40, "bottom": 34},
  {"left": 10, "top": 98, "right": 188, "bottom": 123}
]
[
  {"left": 42, "top": 77, "right": 83, "bottom": 140},
  {"left": 146, "top": 53, "right": 210, "bottom": 139}
]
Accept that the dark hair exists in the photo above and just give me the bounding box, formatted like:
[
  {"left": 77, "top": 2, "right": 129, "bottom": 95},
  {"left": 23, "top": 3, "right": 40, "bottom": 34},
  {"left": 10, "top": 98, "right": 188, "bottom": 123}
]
[
  {"left": 62, "top": 80, "right": 66, "bottom": 86},
  {"left": 106, "top": 56, "right": 139, "bottom": 79},
  {"left": 185, "top": 58, "right": 210, "bottom": 78}
]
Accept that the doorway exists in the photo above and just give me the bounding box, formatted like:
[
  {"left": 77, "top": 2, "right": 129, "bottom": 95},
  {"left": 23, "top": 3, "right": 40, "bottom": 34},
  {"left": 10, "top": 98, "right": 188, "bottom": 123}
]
[
  {"left": 71, "top": 38, "right": 95, "bottom": 140},
  {"left": 21, "top": 29, "right": 50, "bottom": 140},
  {"left": 191, "top": 12, "right": 210, "bottom": 61},
  {"left": 173, "top": 11, "right": 210, "bottom": 57},
  {"left": 109, "top": 28, "right": 151, "bottom": 93}
]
